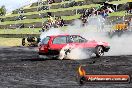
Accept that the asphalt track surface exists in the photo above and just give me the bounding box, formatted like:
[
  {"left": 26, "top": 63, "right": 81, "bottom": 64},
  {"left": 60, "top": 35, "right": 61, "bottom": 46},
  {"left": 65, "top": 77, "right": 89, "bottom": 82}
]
[{"left": 0, "top": 46, "right": 132, "bottom": 88}]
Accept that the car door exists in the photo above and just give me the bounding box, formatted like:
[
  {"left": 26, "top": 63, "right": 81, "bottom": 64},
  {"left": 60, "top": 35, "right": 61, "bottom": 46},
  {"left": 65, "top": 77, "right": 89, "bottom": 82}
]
[
  {"left": 50, "top": 36, "right": 68, "bottom": 50},
  {"left": 67, "top": 35, "right": 96, "bottom": 48},
  {"left": 67, "top": 35, "right": 86, "bottom": 48}
]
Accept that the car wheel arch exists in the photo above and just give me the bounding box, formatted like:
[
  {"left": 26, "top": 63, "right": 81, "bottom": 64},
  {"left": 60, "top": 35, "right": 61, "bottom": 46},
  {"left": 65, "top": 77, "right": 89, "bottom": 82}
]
[{"left": 95, "top": 45, "right": 105, "bottom": 57}]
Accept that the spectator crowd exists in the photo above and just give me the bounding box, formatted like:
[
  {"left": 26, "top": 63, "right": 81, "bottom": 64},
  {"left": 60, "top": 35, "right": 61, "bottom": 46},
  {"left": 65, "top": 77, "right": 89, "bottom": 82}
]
[
  {"left": 0, "top": 0, "right": 131, "bottom": 31},
  {"left": 80, "top": 6, "right": 114, "bottom": 25},
  {"left": 41, "top": 15, "right": 65, "bottom": 32}
]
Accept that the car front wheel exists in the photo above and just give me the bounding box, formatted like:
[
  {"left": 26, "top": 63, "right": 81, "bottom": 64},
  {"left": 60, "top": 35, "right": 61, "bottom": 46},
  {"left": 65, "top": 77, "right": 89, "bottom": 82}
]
[{"left": 95, "top": 46, "right": 104, "bottom": 57}]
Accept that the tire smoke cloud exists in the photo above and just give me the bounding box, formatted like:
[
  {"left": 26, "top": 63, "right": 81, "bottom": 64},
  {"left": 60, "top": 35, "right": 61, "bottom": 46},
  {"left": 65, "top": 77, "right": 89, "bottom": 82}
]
[{"left": 40, "top": 16, "right": 132, "bottom": 59}]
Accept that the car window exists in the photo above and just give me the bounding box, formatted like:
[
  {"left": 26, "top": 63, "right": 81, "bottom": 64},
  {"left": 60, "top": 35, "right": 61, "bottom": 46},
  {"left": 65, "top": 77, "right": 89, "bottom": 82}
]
[
  {"left": 77, "top": 36, "right": 87, "bottom": 43},
  {"left": 41, "top": 36, "right": 50, "bottom": 44},
  {"left": 53, "top": 36, "right": 67, "bottom": 44},
  {"left": 68, "top": 35, "right": 87, "bottom": 43},
  {"left": 72, "top": 35, "right": 80, "bottom": 42}
]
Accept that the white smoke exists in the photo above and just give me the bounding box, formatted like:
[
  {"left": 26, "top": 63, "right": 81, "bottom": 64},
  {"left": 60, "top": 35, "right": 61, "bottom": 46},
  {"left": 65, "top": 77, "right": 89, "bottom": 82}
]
[
  {"left": 104, "top": 34, "right": 132, "bottom": 56},
  {"left": 59, "top": 44, "right": 92, "bottom": 60},
  {"left": 66, "top": 48, "right": 91, "bottom": 60},
  {"left": 40, "top": 28, "right": 63, "bottom": 42},
  {"left": 40, "top": 16, "right": 132, "bottom": 60}
]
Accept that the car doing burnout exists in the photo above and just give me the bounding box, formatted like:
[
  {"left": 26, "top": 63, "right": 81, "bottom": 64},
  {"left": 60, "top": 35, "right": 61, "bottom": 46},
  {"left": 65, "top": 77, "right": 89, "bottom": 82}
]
[{"left": 38, "top": 34, "right": 110, "bottom": 59}]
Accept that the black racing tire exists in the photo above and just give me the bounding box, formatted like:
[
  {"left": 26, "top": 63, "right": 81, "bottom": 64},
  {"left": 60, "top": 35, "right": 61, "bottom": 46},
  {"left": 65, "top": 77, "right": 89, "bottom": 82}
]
[
  {"left": 95, "top": 46, "right": 104, "bottom": 57},
  {"left": 22, "top": 38, "right": 25, "bottom": 46},
  {"left": 37, "top": 38, "right": 40, "bottom": 43}
]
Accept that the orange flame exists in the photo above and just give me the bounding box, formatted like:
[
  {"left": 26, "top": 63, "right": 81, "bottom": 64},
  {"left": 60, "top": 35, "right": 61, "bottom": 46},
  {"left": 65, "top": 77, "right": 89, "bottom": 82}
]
[{"left": 78, "top": 65, "right": 86, "bottom": 76}]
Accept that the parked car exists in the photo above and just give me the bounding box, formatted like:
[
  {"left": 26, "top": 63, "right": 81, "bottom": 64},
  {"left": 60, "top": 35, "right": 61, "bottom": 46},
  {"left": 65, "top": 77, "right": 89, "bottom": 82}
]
[{"left": 22, "top": 37, "right": 40, "bottom": 47}]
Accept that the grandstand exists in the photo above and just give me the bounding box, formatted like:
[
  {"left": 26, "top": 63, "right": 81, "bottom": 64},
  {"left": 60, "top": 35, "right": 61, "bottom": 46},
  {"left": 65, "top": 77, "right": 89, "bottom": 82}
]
[{"left": 0, "top": 0, "right": 131, "bottom": 35}]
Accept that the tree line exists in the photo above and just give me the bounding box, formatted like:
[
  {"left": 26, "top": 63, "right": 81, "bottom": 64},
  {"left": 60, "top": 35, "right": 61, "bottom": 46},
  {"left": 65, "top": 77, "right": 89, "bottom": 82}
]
[{"left": 0, "top": 5, "right": 6, "bottom": 16}]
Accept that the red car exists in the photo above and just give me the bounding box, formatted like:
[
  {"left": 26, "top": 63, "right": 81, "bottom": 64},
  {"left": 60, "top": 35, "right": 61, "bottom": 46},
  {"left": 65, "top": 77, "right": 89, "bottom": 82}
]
[{"left": 38, "top": 34, "right": 110, "bottom": 59}]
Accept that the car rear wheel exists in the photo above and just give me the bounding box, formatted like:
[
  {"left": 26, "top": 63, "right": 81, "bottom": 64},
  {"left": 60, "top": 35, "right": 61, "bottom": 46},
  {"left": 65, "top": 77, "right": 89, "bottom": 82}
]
[{"left": 95, "top": 46, "right": 104, "bottom": 57}]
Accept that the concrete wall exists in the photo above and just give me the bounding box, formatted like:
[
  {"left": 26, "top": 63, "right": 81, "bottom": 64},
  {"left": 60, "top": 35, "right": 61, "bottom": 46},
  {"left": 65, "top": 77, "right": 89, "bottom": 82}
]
[
  {"left": 3, "top": 0, "right": 92, "bottom": 21},
  {"left": 1, "top": 15, "right": 131, "bottom": 29},
  {"left": 0, "top": 34, "right": 40, "bottom": 38},
  {"left": 0, "top": 0, "right": 129, "bottom": 29},
  {"left": 3, "top": 9, "right": 77, "bottom": 22}
]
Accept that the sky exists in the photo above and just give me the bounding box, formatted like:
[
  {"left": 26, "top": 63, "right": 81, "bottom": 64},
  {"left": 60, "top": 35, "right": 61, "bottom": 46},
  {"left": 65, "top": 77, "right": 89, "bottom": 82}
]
[{"left": 0, "top": 0, "right": 38, "bottom": 13}]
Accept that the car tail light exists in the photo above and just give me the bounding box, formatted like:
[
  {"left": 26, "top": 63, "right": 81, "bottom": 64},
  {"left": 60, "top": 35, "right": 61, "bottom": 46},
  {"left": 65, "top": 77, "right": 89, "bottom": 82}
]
[{"left": 39, "top": 44, "right": 49, "bottom": 53}]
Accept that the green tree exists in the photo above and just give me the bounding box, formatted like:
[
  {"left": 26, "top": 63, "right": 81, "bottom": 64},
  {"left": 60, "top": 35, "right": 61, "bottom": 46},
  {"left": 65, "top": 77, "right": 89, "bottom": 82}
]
[{"left": 0, "top": 5, "right": 6, "bottom": 16}]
